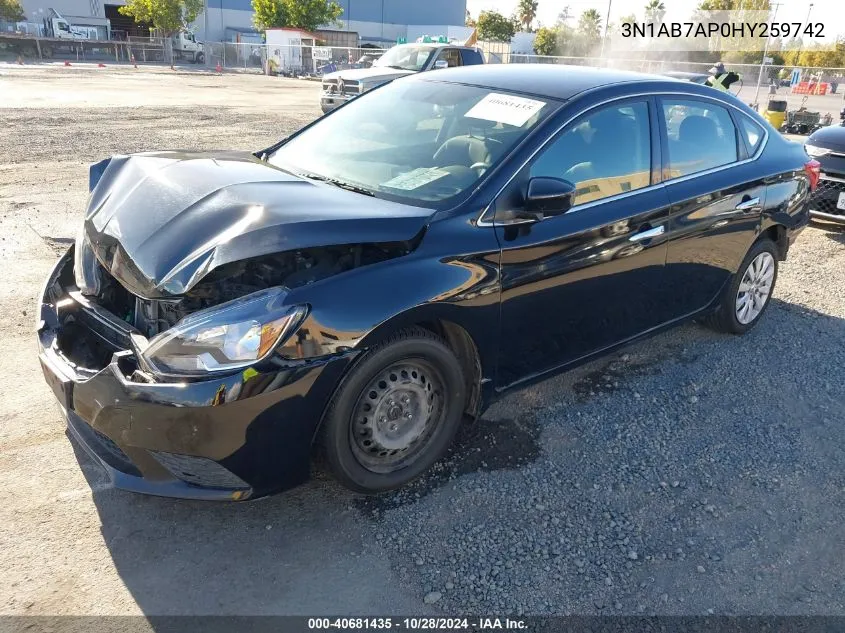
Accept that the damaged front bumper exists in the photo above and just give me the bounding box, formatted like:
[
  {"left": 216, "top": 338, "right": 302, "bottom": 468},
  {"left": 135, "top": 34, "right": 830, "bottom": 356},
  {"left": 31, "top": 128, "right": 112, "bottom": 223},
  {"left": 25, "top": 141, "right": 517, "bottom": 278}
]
[{"left": 37, "top": 248, "right": 354, "bottom": 500}]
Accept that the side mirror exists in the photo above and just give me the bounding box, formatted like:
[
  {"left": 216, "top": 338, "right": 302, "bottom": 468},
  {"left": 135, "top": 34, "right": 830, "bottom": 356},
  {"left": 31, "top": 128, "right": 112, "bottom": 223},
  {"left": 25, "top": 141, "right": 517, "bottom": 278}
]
[
  {"left": 524, "top": 177, "right": 577, "bottom": 219},
  {"left": 433, "top": 59, "right": 449, "bottom": 70}
]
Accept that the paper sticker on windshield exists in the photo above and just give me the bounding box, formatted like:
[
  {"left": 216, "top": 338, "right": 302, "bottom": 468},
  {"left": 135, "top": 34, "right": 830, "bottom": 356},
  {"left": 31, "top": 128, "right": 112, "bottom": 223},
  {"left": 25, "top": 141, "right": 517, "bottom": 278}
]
[
  {"left": 382, "top": 167, "right": 450, "bottom": 190},
  {"left": 465, "top": 93, "right": 546, "bottom": 127}
]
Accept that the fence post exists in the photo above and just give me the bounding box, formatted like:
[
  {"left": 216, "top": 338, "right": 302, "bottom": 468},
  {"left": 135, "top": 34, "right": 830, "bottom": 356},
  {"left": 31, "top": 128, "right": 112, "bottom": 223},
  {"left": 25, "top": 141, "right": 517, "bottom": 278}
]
[{"left": 35, "top": 37, "right": 42, "bottom": 60}]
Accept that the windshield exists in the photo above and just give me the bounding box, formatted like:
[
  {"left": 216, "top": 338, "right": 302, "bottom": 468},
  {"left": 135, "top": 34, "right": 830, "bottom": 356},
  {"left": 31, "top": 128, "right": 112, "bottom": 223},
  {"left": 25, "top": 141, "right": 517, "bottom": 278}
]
[
  {"left": 373, "top": 45, "right": 436, "bottom": 71},
  {"left": 269, "top": 80, "right": 557, "bottom": 208}
]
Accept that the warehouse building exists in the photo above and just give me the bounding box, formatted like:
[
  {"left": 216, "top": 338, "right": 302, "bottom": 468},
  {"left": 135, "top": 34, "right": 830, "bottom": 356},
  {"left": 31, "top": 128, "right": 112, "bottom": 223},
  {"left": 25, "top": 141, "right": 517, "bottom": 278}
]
[{"left": 18, "top": 0, "right": 468, "bottom": 44}]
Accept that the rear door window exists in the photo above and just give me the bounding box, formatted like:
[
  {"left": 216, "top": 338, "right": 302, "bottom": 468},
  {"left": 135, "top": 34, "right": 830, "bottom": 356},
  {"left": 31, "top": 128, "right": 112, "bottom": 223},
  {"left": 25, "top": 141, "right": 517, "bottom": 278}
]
[
  {"left": 661, "top": 99, "right": 739, "bottom": 178},
  {"left": 738, "top": 115, "right": 765, "bottom": 154}
]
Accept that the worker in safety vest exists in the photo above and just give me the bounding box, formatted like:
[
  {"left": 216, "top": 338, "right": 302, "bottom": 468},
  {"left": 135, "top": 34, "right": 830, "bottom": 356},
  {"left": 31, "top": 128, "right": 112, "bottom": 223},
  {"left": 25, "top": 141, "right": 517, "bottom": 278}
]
[{"left": 706, "top": 62, "right": 741, "bottom": 92}]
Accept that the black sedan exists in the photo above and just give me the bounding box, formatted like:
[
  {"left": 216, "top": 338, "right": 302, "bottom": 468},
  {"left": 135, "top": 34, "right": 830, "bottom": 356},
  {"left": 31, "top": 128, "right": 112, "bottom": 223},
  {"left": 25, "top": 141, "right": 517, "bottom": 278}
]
[
  {"left": 805, "top": 115, "right": 845, "bottom": 223},
  {"left": 38, "top": 65, "right": 814, "bottom": 501}
]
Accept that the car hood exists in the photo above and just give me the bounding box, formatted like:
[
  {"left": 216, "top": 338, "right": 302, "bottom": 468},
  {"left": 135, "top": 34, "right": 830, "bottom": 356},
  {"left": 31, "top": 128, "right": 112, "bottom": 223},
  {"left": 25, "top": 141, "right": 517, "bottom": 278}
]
[
  {"left": 323, "top": 67, "right": 416, "bottom": 84},
  {"left": 807, "top": 125, "right": 845, "bottom": 153},
  {"left": 82, "top": 151, "right": 431, "bottom": 299}
]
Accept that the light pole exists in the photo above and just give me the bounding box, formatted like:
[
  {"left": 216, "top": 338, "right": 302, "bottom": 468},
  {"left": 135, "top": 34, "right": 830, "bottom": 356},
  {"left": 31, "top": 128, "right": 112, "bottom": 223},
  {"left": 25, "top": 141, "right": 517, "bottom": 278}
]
[
  {"left": 752, "top": 1, "right": 781, "bottom": 109},
  {"left": 203, "top": 0, "right": 208, "bottom": 65},
  {"left": 599, "top": 0, "right": 612, "bottom": 60}
]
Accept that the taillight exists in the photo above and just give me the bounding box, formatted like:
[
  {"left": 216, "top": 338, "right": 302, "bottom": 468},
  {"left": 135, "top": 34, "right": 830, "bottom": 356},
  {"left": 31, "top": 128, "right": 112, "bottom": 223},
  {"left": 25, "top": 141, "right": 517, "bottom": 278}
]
[{"left": 804, "top": 159, "right": 821, "bottom": 191}]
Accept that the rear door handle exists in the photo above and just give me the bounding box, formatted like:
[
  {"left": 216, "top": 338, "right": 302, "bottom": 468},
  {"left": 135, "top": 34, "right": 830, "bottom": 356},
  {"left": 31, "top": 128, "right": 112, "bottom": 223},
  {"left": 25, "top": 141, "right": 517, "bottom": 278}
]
[
  {"left": 735, "top": 196, "right": 761, "bottom": 212},
  {"left": 629, "top": 225, "right": 665, "bottom": 242}
]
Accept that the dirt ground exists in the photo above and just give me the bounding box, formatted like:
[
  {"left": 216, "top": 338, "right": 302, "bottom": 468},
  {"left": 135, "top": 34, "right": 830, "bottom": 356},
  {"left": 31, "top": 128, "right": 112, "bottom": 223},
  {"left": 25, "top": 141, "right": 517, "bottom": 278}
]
[{"left": 1, "top": 63, "right": 844, "bottom": 618}]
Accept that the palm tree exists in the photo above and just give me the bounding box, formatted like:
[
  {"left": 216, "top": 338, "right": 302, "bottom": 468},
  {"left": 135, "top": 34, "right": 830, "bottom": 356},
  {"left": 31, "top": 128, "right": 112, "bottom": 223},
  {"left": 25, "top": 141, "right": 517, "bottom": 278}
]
[
  {"left": 644, "top": 0, "right": 666, "bottom": 24},
  {"left": 578, "top": 9, "right": 603, "bottom": 40},
  {"left": 556, "top": 5, "right": 573, "bottom": 25},
  {"left": 517, "top": 0, "right": 539, "bottom": 31}
]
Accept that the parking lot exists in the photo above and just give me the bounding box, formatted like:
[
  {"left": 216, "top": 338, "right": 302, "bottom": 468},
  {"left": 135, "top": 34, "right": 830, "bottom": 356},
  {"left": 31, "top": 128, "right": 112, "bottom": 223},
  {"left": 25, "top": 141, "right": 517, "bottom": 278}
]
[{"left": 1, "top": 64, "right": 844, "bottom": 617}]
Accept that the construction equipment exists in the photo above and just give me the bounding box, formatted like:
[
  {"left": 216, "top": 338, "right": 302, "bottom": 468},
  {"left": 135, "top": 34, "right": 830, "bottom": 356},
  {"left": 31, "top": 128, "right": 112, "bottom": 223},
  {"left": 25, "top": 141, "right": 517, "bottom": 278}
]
[
  {"left": 782, "top": 97, "right": 833, "bottom": 135},
  {"left": 762, "top": 98, "right": 787, "bottom": 131}
]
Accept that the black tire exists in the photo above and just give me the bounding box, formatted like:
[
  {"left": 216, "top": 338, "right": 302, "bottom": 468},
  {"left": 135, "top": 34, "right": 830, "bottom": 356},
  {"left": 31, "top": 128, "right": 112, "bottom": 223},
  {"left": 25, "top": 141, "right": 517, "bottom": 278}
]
[
  {"left": 706, "top": 237, "right": 778, "bottom": 335},
  {"left": 196, "top": 52, "right": 205, "bottom": 65},
  {"left": 319, "top": 327, "right": 466, "bottom": 493}
]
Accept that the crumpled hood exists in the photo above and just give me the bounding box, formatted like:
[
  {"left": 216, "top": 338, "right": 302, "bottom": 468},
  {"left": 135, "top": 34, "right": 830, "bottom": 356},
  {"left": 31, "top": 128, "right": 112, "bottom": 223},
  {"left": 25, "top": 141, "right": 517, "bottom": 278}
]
[
  {"left": 323, "top": 66, "right": 416, "bottom": 84},
  {"left": 83, "top": 151, "right": 431, "bottom": 299}
]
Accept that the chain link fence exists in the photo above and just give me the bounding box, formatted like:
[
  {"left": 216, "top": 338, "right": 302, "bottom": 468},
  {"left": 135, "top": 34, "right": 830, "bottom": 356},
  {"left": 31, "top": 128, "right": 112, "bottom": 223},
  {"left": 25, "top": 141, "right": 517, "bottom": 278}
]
[{"left": 3, "top": 32, "right": 843, "bottom": 125}]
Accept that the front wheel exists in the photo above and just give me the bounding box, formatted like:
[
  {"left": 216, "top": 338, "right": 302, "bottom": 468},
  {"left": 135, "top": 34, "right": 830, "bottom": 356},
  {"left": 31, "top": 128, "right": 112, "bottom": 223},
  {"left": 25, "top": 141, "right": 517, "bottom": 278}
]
[
  {"left": 707, "top": 238, "right": 778, "bottom": 334},
  {"left": 318, "top": 328, "right": 466, "bottom": 493},
  {"left": 195, "top": 52, "right": 205, "bottom": 65}
]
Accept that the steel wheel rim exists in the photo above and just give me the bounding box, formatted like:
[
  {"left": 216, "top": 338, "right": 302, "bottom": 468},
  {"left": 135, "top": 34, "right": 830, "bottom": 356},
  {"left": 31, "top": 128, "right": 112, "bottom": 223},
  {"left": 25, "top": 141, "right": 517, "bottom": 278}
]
[
  {"left": 735, "top": 251, "right": 775, "bottom": 325},
  {"left": 349, "top": 359, "right": 446, "bottom": 474}
]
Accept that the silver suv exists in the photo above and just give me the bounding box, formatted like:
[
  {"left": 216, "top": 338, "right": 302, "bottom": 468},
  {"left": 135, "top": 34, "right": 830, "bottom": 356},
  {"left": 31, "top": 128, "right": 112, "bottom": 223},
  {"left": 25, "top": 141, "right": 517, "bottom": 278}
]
[{"left": 320, "top": 43, "right": 484, "bottom": 114}]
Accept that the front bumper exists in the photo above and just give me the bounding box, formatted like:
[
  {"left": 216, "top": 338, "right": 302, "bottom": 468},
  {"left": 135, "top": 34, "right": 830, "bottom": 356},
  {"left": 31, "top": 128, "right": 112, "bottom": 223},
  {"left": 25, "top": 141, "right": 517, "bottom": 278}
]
[
  {"left": 37, "top": 249, "right": 354, "bottom": 500},
  {"left": 319, "top": 93, "right": 354, "bottom": 112},
  {"left": 809, "top": 173, "right": 845, "bottom": 224}
]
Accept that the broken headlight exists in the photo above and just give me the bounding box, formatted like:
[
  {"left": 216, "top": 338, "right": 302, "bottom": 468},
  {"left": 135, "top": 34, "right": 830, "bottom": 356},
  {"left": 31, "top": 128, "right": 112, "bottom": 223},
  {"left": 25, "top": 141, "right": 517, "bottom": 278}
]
[
  {"left": 141, "top": 287, "right": 307, "bottom": 377},
  {"left": 74, "top": 225, "right": 103, "bottom": 296}
]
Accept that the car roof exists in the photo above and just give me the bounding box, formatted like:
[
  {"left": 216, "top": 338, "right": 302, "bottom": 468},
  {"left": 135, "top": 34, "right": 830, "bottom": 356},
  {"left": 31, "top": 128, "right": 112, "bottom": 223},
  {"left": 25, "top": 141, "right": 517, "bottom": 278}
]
[
  {"left": 400, "top": 42, "right": 474, "bottom": 50},
  {"left": 414, "top": 64, "right": 677, "bottom": 100}
]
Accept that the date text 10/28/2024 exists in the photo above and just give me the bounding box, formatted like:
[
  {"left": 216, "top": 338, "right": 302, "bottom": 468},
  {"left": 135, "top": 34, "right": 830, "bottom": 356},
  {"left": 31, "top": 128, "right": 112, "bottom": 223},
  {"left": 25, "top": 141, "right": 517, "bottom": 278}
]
[{"left": 307, "top": 618, "right": 528, "bottom": 630}]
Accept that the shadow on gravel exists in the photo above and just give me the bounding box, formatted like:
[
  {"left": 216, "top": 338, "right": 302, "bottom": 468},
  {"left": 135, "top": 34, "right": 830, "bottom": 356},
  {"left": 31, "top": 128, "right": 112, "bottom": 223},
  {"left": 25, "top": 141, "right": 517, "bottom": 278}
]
[
  {"left": 571, "top": 343, "right": 701, "bottom": 401},
  {"left": 356, "top": 414, "right": 542, "bottom": 512},
  {"left": 76, "top": 299, "right": 845, "bottom": 616}
]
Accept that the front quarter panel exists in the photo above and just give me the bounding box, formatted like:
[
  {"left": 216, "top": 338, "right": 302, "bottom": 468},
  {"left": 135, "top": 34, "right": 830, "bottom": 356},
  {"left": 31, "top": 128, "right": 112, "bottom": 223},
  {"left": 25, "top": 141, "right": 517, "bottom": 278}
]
[{"left": 276, "top": 215, "right": 502, "bottom": 381}]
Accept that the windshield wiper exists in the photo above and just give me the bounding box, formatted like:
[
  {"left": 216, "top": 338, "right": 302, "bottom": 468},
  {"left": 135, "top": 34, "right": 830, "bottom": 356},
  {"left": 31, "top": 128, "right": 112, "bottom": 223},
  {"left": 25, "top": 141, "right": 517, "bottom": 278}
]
[
  {"left": 385, "top": 65, "right": 409, "bottom": 70},
  {"left": 299, "top": 172, "right": 375, "bottom": 197}
]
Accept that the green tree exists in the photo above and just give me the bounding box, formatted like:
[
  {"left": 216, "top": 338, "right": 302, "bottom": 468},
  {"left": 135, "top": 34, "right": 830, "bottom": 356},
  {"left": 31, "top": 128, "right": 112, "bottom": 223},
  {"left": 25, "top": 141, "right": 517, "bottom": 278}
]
[
  {"left": 465, "top": 9, "right": 475, "bottom": 27},
  {"left": 476, "top": 10, "right": 517, "bottom": 42},
  {"left": 119, "top": 0, "right": 203, "bottom": 66},
  {"left": 533, "top": 26, "right": 558, "bottom": 55},
  {"left": 644, "top": 0, "right": 665, "bottom": 23},
  {"left": 517, "top": 0, "right": 539, "bottom": 32},
  {"left": 253, "top": 0, "right": 342, "bottom": 31},
  {"left": 252, "top": 0, "right": 286, "bottom": 30},
  {"left": 578, "top": 9, "right": 602, "bottom": 41},
  {"left": 0, "top": 0, "right": 25, "bottom": 21},
  {"left": 283, "top": 0, "right": 342, "bottom": 30}
]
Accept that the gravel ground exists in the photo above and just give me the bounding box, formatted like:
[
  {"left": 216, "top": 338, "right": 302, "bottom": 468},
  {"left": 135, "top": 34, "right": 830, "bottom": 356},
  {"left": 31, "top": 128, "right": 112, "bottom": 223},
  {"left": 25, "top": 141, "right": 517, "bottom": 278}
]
[{"left": 1, "top": 64, "right": 844, "bottom": 616}]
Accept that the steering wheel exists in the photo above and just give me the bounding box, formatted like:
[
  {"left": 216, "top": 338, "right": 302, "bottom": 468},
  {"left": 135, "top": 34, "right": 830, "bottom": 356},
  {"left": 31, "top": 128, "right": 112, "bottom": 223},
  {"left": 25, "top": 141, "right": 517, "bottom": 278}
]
[{"left": 470, "top": 161, "right": 490, "bottom": 176}]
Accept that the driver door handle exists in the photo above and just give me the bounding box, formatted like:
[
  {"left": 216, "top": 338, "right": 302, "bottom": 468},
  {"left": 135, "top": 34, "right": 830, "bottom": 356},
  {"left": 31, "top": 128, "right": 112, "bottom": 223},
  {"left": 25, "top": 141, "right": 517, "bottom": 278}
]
[
  {"left": 629, "top": 225, "right": 665, "bottom": 242},
  {"left": 735, "top": 196, "right": 761, "bottom": 212}
]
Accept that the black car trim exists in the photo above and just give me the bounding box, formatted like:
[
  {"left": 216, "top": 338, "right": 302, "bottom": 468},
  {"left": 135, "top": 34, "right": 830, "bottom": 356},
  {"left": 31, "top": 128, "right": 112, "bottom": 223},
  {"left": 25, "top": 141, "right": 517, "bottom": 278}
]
[{"left": 476, "top": 89, "right": 770, "bottom": 227}]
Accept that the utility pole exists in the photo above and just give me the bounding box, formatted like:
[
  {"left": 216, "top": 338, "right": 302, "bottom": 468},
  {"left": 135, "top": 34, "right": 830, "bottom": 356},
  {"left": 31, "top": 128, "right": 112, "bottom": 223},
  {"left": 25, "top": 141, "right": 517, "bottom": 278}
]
[
  {"left": 752, "top": 1, "right": 781, "bottom": 109},
  {"left": 203, "top": 0, "right": 209, "bottom": 65},
  {"left": 599, "top": 0, "right": 612, "bottom": 60}
]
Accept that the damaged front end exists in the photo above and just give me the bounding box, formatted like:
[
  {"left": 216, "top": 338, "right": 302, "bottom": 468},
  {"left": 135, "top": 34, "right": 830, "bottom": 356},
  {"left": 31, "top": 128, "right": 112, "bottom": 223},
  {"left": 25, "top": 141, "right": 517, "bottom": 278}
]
[
  {"left": 36, "top": 150, "right": 431, "bottom": 499},
  {"left": 37, "top": 245, "right": 361, "bottom": 499}
]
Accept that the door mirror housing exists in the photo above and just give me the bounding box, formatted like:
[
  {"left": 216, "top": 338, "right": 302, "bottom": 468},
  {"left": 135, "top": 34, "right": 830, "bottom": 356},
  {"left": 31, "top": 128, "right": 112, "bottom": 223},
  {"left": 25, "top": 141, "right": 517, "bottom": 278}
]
[
  {"left": 433, "top": 59, "right": 449, "bottom": 70},
  {"left": 524, "top": 177, "right": 577, "bottom": 219}
]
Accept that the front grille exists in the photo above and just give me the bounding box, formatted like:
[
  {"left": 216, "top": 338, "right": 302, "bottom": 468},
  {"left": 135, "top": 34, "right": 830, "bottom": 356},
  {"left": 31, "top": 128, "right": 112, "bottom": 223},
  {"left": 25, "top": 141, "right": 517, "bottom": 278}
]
[
  {"left": 149, "top": 451, "right": 250, "bottom": 490},
  {"left": 321, "top": 79, "right": 362, "bottom": 96},
  {"left": 810, "top": 176, "right": 845, "bottom": 216}
]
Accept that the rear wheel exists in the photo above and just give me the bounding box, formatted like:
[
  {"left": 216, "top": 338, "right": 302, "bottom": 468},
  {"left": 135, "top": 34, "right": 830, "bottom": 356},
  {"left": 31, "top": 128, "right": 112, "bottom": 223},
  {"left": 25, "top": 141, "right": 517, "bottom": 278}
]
[
  {"left": 319, "top": 328, "right": 465, "bottom": 493},
  {"left": 707, "top": 238, "right": 778, "bottom": 334}
]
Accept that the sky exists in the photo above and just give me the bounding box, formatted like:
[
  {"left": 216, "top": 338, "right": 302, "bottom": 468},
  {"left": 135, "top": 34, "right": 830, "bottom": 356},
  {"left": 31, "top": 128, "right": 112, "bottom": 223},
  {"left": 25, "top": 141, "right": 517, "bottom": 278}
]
[{"left": 466, "top": 0, "right": 841, "bottom": 36}]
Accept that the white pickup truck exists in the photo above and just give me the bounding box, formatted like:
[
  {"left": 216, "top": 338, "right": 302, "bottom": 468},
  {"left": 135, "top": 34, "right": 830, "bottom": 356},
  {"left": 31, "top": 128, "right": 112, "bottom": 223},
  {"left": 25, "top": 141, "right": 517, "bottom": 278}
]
[{"left": 320, "top": 42, "right": 484, "bottom": 114}]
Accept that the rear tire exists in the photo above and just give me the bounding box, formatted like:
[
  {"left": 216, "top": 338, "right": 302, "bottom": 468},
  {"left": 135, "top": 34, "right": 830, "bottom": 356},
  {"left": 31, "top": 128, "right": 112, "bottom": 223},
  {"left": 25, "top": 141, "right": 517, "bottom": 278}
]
[
  {"left": 319, "top": 328, "right": 466, "bottom": 493},
  {"left": 706, "top": 237, "right": 778, "bottom": 335}
]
